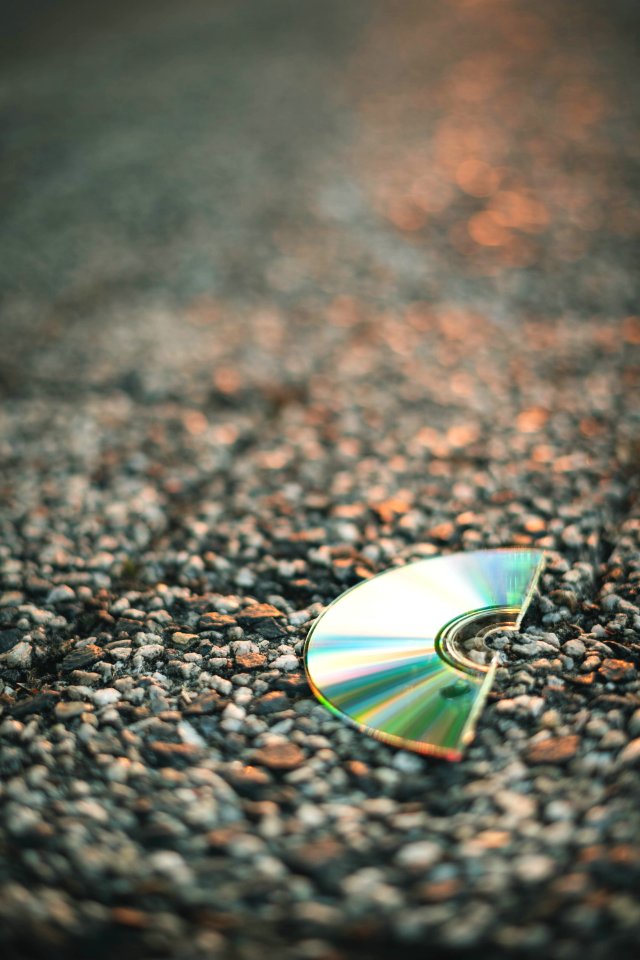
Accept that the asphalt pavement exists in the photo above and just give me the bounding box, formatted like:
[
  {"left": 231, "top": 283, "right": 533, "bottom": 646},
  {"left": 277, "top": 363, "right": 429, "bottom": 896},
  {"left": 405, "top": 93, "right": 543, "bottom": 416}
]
[{"left": 1, "top": 1, "right": 639, "bottom": 958}]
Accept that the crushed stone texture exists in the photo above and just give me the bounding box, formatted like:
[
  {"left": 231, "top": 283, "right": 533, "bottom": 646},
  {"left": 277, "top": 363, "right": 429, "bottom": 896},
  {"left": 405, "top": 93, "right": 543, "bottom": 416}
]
[{"left": 1, "top": 1, "right": 639, "bottom": 959}]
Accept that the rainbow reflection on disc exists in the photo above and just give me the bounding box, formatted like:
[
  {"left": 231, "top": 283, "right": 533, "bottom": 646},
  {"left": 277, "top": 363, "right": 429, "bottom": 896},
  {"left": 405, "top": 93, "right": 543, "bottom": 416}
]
[{"left": 304, "top": 548, "right": 544, "bottom": 760}]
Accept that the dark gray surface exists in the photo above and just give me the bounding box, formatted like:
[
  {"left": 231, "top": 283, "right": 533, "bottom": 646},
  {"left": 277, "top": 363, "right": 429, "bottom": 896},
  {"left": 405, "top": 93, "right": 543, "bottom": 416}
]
[{"left": 1, "top": 1, "right": 639, "bottom": 957}]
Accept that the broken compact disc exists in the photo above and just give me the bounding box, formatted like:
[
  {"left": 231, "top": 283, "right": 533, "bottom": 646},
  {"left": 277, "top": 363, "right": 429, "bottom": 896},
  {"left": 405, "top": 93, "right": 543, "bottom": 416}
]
[{"left": 304, "top": 548, "right": 544, "bottom": 760}]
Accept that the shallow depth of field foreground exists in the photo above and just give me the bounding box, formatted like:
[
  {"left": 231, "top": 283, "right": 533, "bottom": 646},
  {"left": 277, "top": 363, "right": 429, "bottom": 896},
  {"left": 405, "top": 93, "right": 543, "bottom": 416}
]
[{"left": 1, "top": 2, "right": 639, "bottom": 958}]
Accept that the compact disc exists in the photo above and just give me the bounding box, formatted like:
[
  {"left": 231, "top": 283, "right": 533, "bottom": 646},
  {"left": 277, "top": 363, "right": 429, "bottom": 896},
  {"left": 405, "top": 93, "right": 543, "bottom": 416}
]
[{"left": 304, "top": 548, "right": 544, "bottom": 760}]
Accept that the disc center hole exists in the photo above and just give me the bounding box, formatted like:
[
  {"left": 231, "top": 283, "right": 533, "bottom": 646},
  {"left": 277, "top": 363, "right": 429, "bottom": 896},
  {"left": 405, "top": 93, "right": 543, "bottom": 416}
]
[
  {"left": 437, "top": 607, "right": 520, "bottom": 675},
  {"left": 454, "top": 626, "right": 508, "bottom": 668}
]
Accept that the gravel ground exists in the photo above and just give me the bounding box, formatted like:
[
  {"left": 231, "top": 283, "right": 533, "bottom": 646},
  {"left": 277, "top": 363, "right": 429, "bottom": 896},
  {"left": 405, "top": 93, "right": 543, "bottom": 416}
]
[{"left": 1, "top": 1, "right": 639, "bottom": 958}]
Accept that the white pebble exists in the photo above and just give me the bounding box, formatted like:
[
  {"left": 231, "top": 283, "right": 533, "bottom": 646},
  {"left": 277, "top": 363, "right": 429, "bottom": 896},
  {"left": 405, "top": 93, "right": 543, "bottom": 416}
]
[
  {"left": 136, "top": 643, "right": 164, "bottom": 660},
  {"left": 395, "top": 840, "right": 441, "bottom": 870},
  {"left": 178, "top": 720, "right": 206, "bottom": 747},
  {"left": 514, "top": 854, "right": 555, "bottom": 883},
  {"left": 1, "top": 641, "right": 32, "bottom": 668},
  {"left": 272, "top": 654, "right": 298, "bottom": 672},
  {"left": 93, "top": 688, "right": 121, "bottom": 707},
  {"left": 46, "top": 585, "right": 76, "bottom": 604}
]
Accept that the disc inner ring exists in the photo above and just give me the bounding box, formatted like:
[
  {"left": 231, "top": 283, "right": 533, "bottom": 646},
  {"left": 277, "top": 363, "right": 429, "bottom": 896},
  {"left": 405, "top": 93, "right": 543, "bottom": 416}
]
[{"left": 435, "top": 605, "right": 520, "bottom": 675}]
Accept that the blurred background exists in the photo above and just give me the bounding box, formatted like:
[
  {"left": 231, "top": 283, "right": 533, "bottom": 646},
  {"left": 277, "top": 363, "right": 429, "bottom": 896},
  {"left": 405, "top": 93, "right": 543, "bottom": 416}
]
[
  {"left": 2, "top": 0, "right": 639, "bottom": 402},
  {"left": 1, "top": 1, "right": 639, "bottom": 958}
]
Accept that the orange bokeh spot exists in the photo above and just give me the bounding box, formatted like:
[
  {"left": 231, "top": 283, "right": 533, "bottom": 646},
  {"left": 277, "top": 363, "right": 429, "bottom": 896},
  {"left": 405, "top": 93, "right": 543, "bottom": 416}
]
[
  {"left": 622, "top": 316, "right": 640, "bottom": 345},
  {"left": 455, "top": 158, "right": 501, "bottom": 197},
  {"left": 213, "top": 367, "right": 241, "bottom": 395},
  {"left": 489, "top": 191, "right": 550, "bottom": 232},
  {"left": 183, "top": 410, "right": 208, "bottom": 436},
  {"left": 516, "top": 408, "right": 549, "bottom": 433},
  {"left": 467, "top": 210, "right": 510, "bottom": 246}
]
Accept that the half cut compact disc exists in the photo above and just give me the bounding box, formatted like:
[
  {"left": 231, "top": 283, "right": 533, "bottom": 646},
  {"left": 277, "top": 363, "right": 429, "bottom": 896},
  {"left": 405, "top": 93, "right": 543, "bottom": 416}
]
[{"left": 304, "top": 548, "right": 544, "bottom": 760}]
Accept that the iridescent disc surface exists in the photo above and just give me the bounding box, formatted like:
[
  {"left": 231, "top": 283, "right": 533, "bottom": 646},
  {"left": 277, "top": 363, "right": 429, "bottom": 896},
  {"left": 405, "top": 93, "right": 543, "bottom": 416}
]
[{"left": 304, "top": 548, "right": 544, "bottom": 760}]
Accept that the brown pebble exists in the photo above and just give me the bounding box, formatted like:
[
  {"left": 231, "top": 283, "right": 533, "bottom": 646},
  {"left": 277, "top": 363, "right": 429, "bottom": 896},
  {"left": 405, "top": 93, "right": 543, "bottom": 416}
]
[
  {"left": 471, "top": 829, "right": 511, "bottom": 849},
  {"left": 235, "top": 651, "right": 267, "bottom": 669},
  {"left": 112, "top": 907, "right": 150, "bottom": 927},
  {"left": 171, "top": 631, "right": 198, "bottom": 646},
  {"left": 333, "top": 503, "right": 366, "bottom": 519},
  {"left": 198, "top": 612, "right": 236, "bottom": 630},
  {"left": 237, "top": 603, "right": 284, "bottom": 624},
  {"left": 417, "top": 878, "right": 461, "bottom": 902},
  {"left": 252, "top": 742, "right": 305, "bottom": 771},
  {"left": 428, "top": 521, "right": 455, "bottom": 541},
  {"left": 566, "top": 672, "right": 595, "bottom": 686},
  {"left": 156, "top": 710, "right": 182, "bottom": 722},
  {"left": 225, "top": 764, "right": 271, "bottom": 795},
  {"left": 183, "top": 691, "right": 220, "bottom": 715},
  {"left": 148, "top": 741, "right": 202, "bottom": 764},
  {"left": 345, "top": 759, "right": 370, "bottom": 777},
  {"left": 373, "top": 498, "right": 411, "bottom": 524},
  {"left": 55, "top": 701, "right": 90, "bottom": 720},
  {"left": 526, "top": 735, "right": 580, "bottom": 765},
  {"left": 599, "top": 658, "right": 635, "bottom": 682},
  {"left": 524, "top": 516, "right": 546, "bottom": 534}
]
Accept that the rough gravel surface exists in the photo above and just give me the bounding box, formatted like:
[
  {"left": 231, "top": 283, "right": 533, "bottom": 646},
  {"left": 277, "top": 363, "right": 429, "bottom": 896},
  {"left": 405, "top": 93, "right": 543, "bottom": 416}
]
[{"left": 1, "top": 1, "right": 639, "bottom": 959}]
